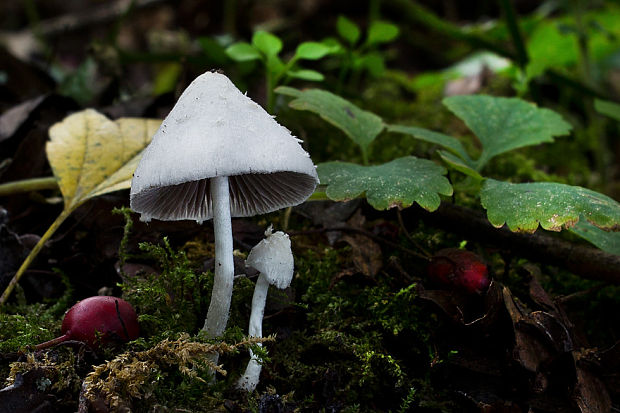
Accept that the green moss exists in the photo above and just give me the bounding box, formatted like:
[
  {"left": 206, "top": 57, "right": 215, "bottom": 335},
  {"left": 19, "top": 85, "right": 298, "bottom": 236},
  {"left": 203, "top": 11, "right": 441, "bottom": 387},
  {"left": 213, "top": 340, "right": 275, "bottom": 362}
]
[
  {"left": 0, "top": 275, "right": 72, "bottom": 354},
  {"left": 120, "top": 237, "right": 212, "bottom": 346},
  {"left": 259, "top": 246, "right": 452, "bottom": 412}
]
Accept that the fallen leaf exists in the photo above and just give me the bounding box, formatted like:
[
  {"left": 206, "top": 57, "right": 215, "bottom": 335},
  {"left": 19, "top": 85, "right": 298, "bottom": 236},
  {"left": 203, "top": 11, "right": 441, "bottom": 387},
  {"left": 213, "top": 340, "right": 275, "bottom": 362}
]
[
  {"left": 341, "top": 234, "right": 382, "bottom": 277},
  {"left": 0, "top": 95, "right": 46, "bottom": 142},
  {"left": 47, "top": 109, "right": 161, "bottom": 208},
  {"left": 572, "top": 360, "right": 612, "bottom": 413},
  {"left": 1, "top": 109, "right": 161, "bottom": 304}
]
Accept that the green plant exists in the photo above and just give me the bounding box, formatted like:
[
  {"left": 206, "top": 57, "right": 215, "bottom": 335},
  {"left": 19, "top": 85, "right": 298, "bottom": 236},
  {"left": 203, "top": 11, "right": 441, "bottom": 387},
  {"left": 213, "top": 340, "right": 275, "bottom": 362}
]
[
  {"left": 225, "top": 31, "right": 335, "bottom": 112},
  {"left": 326, "top": 16, "right": 400, "bottom": 90},
  {"left": 275, "top": 86, "right": 620, "bottom": 255}
]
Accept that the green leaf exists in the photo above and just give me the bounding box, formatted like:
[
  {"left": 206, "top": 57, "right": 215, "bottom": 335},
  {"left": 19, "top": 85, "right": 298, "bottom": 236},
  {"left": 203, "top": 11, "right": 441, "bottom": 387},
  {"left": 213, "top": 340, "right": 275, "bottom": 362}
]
[
  {"left": 321, "top": 37, "right": 344, "bottom": 54},
  {"left": 287, "top": 69, "right": 324, "bottom": 81},
  {"left": 480, "top": 179, "right": 620, "bottom": 233},
  {"left": 443, "top": 95, "right": 572, "bottom": 170},
  {"left": 437, "top": 151, "right": 483, "bottom": 180},
  {"left": 275, "top": 87, "right": 384, "bottom": 161},
  {"left": 525, "top": 21, "right": 578, "bottom": 81},
  {"left": 570, "top": 220, "right": 620, "bottom": 255},
  {"left": 387, "top": 124, "right": 474, "bottom": 166},
  {"left": 57, "top": 57, "right": 97, "bottom": 106},
  {"left": 594, "top": 99, "right": 620, "bottom": 122},
  {"left": 525, "top": 8, "right": 620, "bottom": 82},
  {"left": 152, "top": 63, "right": 182, "bottom": 96},
  {"left": 317, "top": 156, "right": 452, "bottom": 211},
  {"left": 360, "top": 52, "right": 385, "bottom": 77},
  {"left": 266, "top": 54, "right": 285, "bottom": 76},
  {"left": 252, "top": 31, "right": 282, "bottom": 57},
  {"left": 225, "top": 42, "right": 262, "bottom": 62},
  {"left": 197, "top": 36, "right": 228, "bottom": 65},
  {"left": 366, "top": 21, "right": 399, "bottom": 46},
  {"left": 294, "top": 42, "right": 332, "bottom": 60},
  {"left": 337, "top": 15, "right": 361, "bottom": 45}
]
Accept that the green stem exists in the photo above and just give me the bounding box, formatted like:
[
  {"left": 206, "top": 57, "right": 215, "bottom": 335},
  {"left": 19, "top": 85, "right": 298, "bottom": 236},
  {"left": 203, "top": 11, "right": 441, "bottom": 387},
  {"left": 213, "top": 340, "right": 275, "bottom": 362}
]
[
  {"left": 266, "top": 72, "right": 275, "bottom": 114},
  {"left": 0, "top": 177, "right": 58, "bottom": 196},
  {"left": 498, "top": 0, "right": 528, "bottom": 69},
  {"left": 571, "top": 0, "right": 608, "bottom": 190},
  {"left": 368, "top": 0, "right": 381, "bottom": 22},
  {"left": 0, "top": 208, "right": 73, "bottom": 306},
  {"left": 384, "top": 0, "right": 515, "bottom": 60},
  {"left": 223, "top": 0, "right": 237, "bottom": 35}
]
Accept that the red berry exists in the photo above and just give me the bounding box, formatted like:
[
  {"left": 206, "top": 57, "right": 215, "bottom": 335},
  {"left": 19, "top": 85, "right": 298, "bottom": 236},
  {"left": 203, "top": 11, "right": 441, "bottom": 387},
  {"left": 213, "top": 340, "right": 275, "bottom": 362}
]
[
  {"left": 427, "top": 248, "right": 490, "bottom": 294},
  {"left": 36, "top": 296, "right": 139, "bottom": 351}
]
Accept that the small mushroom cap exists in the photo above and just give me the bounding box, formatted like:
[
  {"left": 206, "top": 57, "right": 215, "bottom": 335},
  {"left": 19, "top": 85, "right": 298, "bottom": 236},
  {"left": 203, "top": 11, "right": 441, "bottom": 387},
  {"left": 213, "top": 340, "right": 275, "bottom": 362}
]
[
  {"left": 246, "top": 229, "right": 294, "bottom": 289},
  {"left": 130, "top": 71, "right": 318, "bottom": 222}
]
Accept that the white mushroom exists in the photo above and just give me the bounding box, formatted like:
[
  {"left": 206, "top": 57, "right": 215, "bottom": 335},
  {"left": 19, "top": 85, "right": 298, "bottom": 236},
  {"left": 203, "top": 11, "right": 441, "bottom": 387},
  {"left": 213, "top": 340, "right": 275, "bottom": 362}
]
[
  {"left": 130, "top": 71, "right": 318, "bottom": 343},
  {"left": 237, "top": 227, "right": 294, "bottom": 392}
]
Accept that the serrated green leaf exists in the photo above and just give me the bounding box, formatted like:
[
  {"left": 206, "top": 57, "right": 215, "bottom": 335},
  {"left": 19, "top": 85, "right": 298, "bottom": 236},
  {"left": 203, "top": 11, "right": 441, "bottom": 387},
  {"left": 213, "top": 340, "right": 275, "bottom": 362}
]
[
  {"left": 595, "top": 99, "right": 620, "bottom": 122},
  {"left": 317, "top": 156, "right": 452, "bottom": 211},
  {"left": 225, "top": 42, "right": 262, "bottom": 62},
  {"left": 275, "top": 86, "right": 384, "bottom": 162},
  {"left": 366, "top": 21, "right": 399, "bottom": 46},
  {"left": 294, "top": 42, "right": 332, "bottom": 60},
  {"left": 387, "top": 124, "right": 474, "bottom": 166},
  {"left": 287, "top": 69, "right": 324, "bottom": 81},
  {"left": 252, "top": 31, "right": 282, "bottom": 56},
  {"left": 480, "top": 179, "right": 620, "bottom": 233},
  {"left": 570, "top": 219, "right": 620, "bottom": 255},
  {"left": 337, "top": 15, "right": 361, "bottom": 45},
  {"left": 443, "top": 95, "right": 572, "bottom": 170}
]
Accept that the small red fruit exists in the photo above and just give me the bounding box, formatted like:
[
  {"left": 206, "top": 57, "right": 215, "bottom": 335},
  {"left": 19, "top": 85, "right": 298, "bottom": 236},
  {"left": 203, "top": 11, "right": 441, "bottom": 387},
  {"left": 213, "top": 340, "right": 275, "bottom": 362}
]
[
  {"left": 427, "top": 248, "right": 490, "bottom": 294},
  {"left": 35, "top": 296, "right": 139, "bottom": 351}
]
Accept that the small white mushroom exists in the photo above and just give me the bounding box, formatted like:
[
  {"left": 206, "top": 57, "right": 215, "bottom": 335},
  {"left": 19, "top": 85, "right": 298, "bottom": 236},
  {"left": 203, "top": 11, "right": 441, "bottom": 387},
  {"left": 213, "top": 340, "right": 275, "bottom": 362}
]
[
  {"left": 129, "top": 71, "right": 318, "bottom": 345},
  {"left": 237, "top": 227, "right": 294, "bottom": 392}
]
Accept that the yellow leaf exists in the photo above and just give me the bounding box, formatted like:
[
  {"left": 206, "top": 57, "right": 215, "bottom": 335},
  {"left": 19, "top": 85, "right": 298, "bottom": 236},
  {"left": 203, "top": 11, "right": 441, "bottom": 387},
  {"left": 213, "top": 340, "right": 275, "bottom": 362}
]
[
  {"left": 1, "top": 110, "right": 161, "bottom": 305},
  {"left": 46, "top": 109, "right": 161, "bottom": 209}
]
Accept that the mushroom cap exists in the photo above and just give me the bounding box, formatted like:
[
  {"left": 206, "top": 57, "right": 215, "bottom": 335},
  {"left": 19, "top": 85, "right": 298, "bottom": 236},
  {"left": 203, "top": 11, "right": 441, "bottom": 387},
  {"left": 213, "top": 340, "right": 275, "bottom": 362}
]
[
  {"left": 130, "top": 71, "right": 318, "bottom": 222},
  {"left": 246, "top": 229, "right": 294, "bottom": 289}
]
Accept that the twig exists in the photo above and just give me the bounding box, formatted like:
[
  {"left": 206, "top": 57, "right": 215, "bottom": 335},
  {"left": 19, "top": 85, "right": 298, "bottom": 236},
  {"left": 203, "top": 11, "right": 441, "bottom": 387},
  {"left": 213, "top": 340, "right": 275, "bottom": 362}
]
[
  {"left": 557, "top": 283, "right": 610, "bottom": 304},
  {"left": 401, "top": 202, "right": 620, "bottom": 284},
  {"left": 396, "top": 209, "right": 431, "bottom": 258}
]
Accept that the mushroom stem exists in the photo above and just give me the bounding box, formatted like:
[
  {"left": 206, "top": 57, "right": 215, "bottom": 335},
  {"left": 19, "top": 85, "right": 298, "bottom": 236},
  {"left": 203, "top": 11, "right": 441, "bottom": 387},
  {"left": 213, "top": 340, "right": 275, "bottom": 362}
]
[
  {"left": 237, "top": 273, "right": 269, "bottom": 391},
  {"left": 203, "top": 176, "right": 234, "bottom": 338}
]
